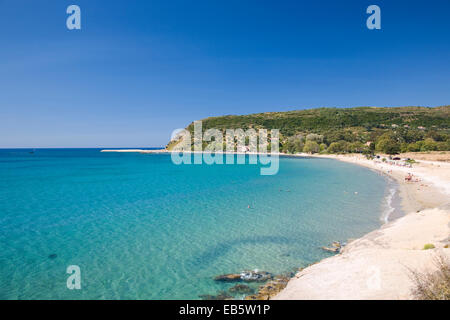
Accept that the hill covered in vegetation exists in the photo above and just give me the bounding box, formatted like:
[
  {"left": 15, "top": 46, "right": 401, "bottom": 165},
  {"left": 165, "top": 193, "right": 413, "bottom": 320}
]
[{"left": 167, "top": 106, "right": 450, "bottom": 154}]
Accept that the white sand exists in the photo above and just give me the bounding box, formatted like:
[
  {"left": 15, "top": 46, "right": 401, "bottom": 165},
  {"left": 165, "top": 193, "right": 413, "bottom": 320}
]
[{"left": 274, "top": 154, "right": 450, "bottom": 300}]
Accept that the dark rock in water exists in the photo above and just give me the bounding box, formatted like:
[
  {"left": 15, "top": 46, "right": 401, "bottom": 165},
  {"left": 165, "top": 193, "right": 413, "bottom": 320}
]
[
  {"left": 332, "top": 241, "right": 342, "bottom": 248},
  {"left": 199, "top": 291, "right": 233, "bottom": 300},
  {"left": 229, "top": 284, "right": 254, "bottom": 294},
  {"left": 48, "top": 254, "right": 57, "bottom": 259},
  {"left": 322, "top": 241, "right": 343, "bottom": 253},
  {"left": 321, "top": 241, "right": 342, "bottom": 253},
  {"left": 244, "top": 274, "right": 291, "bottom": 300},
  {"left": 321, "top": 246, "right": 339, "bottom": 253},
  {"left": 214, "top": 273, "right": 242, "bottom": 282}
]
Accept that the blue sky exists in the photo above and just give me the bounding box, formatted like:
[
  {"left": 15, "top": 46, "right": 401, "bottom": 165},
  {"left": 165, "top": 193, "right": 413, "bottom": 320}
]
[{"left": 0, "top": 0, "right": 449, "bottom": 148}]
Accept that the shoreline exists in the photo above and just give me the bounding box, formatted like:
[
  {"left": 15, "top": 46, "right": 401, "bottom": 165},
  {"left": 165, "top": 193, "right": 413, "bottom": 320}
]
[
  {"left": 101, "top": 149, "right": 450, "bottom": 299},
  {"left": 274, "top": 154, "right": 450, "bottom": 300},
  {"left": 101, "top": 148, "right": 446, "bottom": 214},
  {"left": 303, "top": 153, "right": 450, "bottom": 215}
]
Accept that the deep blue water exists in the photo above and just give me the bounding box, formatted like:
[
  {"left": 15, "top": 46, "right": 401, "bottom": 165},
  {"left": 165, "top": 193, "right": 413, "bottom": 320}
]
[{"left": 0, "top": 149, "right": 393, "bottom": 299}]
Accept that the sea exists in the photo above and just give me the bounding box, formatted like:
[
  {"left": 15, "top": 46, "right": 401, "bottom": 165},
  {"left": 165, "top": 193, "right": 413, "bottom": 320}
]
[{"left": 0, "top": 149, "right": 400, "bottom": 299}]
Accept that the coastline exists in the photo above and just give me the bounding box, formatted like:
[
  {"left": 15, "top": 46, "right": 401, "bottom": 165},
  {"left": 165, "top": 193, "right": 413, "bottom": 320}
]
[
  {"left": 274, "top": 153, "right": 450, "bottom": 300},
  {"left": 304, "top": 153, "right": 450, "bottom": 214},
  {"left": 100, "top": 149, "right": 447, "bottom": 213},
  {"left": 101, "top": 149, "right": 450, "bottom": 299}
]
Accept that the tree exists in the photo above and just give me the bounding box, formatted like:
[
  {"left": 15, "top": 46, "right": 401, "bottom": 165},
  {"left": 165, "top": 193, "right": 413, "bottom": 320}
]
[
  {"left": 407, "top": 142, "right": 421, "bottom": 152},
  {"left": 437, "top": 140, "right": 450, "bottom": 151},
  {"left": 426, "top": 130, "right": 445, "bottom": 142},
  {"left": 375, "top": 136, "right": 400, "bottom": 154},
  {"left": 303, "top": 140, "right": 320, "bottom": 153},
  {"left": 306, "top": 133, "right": 324, "bottom": 143},
  {"left": 349, "top": 141, "right": 365, "bottom": 153},
  {"left": 283, "top": 141, "right": 296, "bottom": 154},
  {"left": 177, "top": 106, "right": 450, "bottom": 154},
  {"left": 338, "top": 140, "right": 350, "bottom": 153},
  {"left": 400, "top": 142, "right": 409, "bottom": 153},
  {"left": 293, "top": 138, "right": 304, "bottom": 153},
  {"left": 327, "top": 142, "right": 342, "bottom": 154},
  {"left": 421, "top": 138, "right": 438, "bottom": 151}
]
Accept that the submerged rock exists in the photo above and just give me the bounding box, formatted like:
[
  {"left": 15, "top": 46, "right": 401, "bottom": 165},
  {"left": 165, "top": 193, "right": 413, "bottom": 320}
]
[
  {"left": 214, "top": 273, "right": 242, "bottom": 282},
  {"left": 229, "top": 284, "right": 254, "bottom": 294},
  {"left": 214, "top": 270, "right": 273, "bottom": 282},
  {"left": 321, "top": 241, "right": 343, "bottom": 253},
  {"left": 332, "top": 241, "right": 341, "bottom": 248},
  {"left": 244, "top": 274, "right": 292, "bottom": 300},
  {"left": 321, "top": 246, "right": 339, "bottom": 253},
  {"left": 240, "top": 270, "right": 272, "bottom": 282},
  {"left": 199, "top": 291, "right": 233, "bottom": 300}
]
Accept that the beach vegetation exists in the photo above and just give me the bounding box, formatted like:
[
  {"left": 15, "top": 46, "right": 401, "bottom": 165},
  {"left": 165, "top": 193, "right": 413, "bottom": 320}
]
[
  {"left": 281, "top": 135, "right": 305, "bottom": 154},
  {"left": 348, "top": 141, "right": 366, "bottom": 153},
  {"left": 375, "top": 133, "right": 401, "bottom": 154},
  {"left": 303, "top": 141, "right": 320, "bottom": 154},
  {"left": 306, "top": 133, "right": 324, "bottom": 143},
  {"left": 319, "top": 143, "right": 327, "bottom": 152},
  {"left": 421, "top": 138, "right": 439, "bottom": 151},
  {"left": 167, "top": 106, "right": 450, "bottom": 154},
  {"left": 423, "top": 244, "right": 435, "bottom": 250},
  {"left": 410, "top": 254, "right": 450, "bottom": 300},
  {"left": 327, "top": 142, "right": 344, "bottom": 154},
  {"left": 406, "top": 142, "right": 421, "bottom": 152}
]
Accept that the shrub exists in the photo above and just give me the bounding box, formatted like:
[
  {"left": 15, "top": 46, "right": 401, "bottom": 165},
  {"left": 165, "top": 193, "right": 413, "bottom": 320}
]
[
  {"left": 410, "top": 254, "right": 450, "bottom": 300},
  {"left": 303, "top": 140, "right": 320, "bottom": 154},
  {"left": 293, "top": 139, "right": 304, "bottom": 153},
  {"left": 421, "top": 138, "right": 439, "bottom": 151},
  {"left": 437, "top": 140, "right": 450, "bottom": 151},
  {"left": 282, "top": 140, "right": 296, "bottom": 154},
  {"left": 400, "top": 142, "right": 409, "bottom": 153},
  {"left": 423, "top": 244, "right": 435, "bottom": 250},
  {"left": 407, "top": 142, "right": 421, "bottom": 152}
]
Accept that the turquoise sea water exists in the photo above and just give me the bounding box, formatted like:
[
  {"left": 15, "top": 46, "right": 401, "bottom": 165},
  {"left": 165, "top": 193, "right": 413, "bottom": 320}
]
[{"left": 0, "top": 149, "right": 395, "bottom": 299}]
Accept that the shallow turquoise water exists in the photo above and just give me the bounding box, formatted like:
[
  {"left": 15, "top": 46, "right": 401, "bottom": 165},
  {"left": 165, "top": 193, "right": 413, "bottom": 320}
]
[{"left": 0, "top": 149, "right": 392, "bottom": 299}]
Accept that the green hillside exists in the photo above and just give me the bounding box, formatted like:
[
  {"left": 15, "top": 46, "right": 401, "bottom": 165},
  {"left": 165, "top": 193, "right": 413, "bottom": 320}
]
[{"left": 167, "top": 106, "right": 450, "bottom": 154}]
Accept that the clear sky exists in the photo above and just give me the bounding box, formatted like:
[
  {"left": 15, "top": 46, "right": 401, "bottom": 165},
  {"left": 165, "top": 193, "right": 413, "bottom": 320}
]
[{"left": 0, "top": 0, "right": 449, "bottom": 148}]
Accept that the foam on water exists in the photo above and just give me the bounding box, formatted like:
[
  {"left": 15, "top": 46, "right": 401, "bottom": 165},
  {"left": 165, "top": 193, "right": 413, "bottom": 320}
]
[{"left": 381, "top": 186, "right": 397, "bottom": 224}]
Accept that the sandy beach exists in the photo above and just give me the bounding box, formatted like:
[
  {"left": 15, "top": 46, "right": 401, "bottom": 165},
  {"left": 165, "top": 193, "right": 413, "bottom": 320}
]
[{"left": 274, "top": 153, "right": 450, "bottom": 300}]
